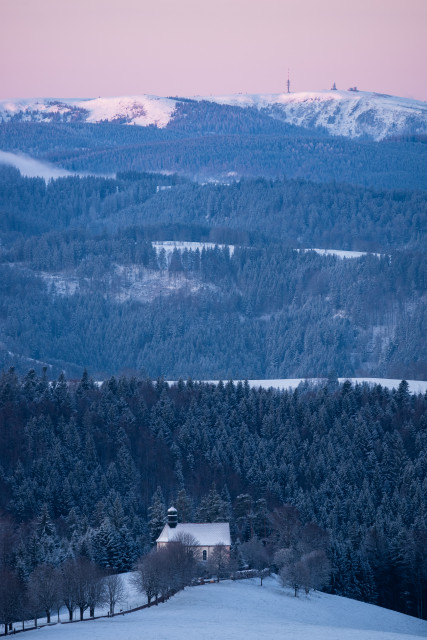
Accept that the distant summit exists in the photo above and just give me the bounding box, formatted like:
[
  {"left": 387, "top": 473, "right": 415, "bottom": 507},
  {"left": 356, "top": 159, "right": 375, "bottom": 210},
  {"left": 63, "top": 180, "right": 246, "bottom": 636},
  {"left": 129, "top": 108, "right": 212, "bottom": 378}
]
[
  {"left": 1, "top": 90, "right": 426, "bottom": 140},
  {"left": 199, "top": 90, "right": 427, "bottom": 140}
]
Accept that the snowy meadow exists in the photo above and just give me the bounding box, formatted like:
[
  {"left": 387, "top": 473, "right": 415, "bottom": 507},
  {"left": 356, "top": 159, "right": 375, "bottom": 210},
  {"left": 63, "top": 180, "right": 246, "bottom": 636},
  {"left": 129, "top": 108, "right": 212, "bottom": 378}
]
[{"left": 21, "top": 577, "right": 427, "bottom": 640}]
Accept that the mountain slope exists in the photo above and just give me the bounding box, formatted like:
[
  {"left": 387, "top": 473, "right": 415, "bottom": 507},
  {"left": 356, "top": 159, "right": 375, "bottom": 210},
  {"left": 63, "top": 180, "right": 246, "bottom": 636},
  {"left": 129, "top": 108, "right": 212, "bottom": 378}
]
[
  {"left": 202, "top": 90, "right": 427, "bottom": 140},
  {"left": 1, "top": 90, "right": 426, "bottom": 140},
  {"left": 26, "top": 577, "right": 427, "bottom": 640},
  {"left": 0, "top": 95, "right": 177, "bottom": 128}
]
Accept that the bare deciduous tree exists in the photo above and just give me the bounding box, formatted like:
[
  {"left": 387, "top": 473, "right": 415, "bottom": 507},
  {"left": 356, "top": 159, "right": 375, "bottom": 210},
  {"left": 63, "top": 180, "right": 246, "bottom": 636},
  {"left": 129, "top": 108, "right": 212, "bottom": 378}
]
[
  {"left": 0, "top": 568, "right": 22, "bottom": 635},
  {"left": 87, "top": 564, "right": 107, "bottom": 617},
  {"left": 60, "top": 559, "right": 78, "bottom": 621},
  {"left": 240, "top": 537, "right": 270, "bottom": 585},
  {"left": 207, "top": 544, "right": 231, "bottom": 582},
  {"left": 278, "top": 548, "right": 306, "bottom": 597},
  {"left": 167, "top": 533, "right": 200, "bottom": 590},
  {"left": 73, "top": 557, "right": 94, "bottom": 621},
  {"left": 27, "top": 563, "right": 59, "bottom": 623},
  {"left": 133, "top": 552, "right": 162, "bottom": 606},
  {"left": 278, "top": 548, "right": 330, "bottom": 596},
  {"left": 301, "top": 550, "right": 331, "bottom": 593},
  {"left": 104, "top": 573, "right": 126, "bottom": 615}
]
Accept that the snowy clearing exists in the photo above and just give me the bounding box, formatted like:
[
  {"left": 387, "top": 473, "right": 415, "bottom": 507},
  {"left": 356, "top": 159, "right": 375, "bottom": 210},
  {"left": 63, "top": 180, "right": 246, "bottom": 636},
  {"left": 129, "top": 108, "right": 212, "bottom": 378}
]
[
  {"left": 180, "top": 379, "right": 427, "bottom": 394},
  {"left": 21, "top": 576, "right": 427, "bottom": 640},
  {"left": 244, "top": 378, "right": 427, "bottom": 394},
  {"left": 38, "top": 266, "right": 215, "bottom": 303},
  {"left": 301, "top": 248, "right": 382, "bottom": 259},
  {"left": 152, "top": 241, "right": 235, "bottom": 256}
]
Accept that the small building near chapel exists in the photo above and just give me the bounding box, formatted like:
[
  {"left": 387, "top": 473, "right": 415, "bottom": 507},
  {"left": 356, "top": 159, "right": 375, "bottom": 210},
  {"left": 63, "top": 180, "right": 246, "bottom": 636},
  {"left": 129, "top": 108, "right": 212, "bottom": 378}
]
[{"left": 156, "top": 507, "right": 231, "bottom": 562}]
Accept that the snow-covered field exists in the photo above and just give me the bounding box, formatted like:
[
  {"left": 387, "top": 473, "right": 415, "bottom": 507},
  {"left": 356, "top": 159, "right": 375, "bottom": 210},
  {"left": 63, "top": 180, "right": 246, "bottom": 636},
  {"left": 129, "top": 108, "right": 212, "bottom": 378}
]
[
  {"left": 184, "top": 379, "right": 427, "bottom": 394},
  {"left": 301, "top": 248, "right": 382, "bottom": 259},
  {"left": 22, "top": 577, "right": 427, "bottom": 640},
  {"left": 12, "top": 572, "right": 146, "bottom": 632},
  {"left": 243, "top": 378, "right": 427, "bottom": 394},
  {"left": 152, "top": 241, "right": 235, "bottom": 256}
]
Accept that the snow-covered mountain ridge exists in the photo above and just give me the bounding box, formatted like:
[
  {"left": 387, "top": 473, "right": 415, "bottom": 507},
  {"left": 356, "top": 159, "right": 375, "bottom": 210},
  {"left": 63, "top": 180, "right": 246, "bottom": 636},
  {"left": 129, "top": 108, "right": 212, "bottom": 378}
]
[
  {"left": 200, "top": 90, "right": 427, "bottom": 140},
  {"left": 1, "top": 89, "right": 426, "bottom": 140},
  {"left": 0, "top": 95, "right": 177, "bottom": 128}
]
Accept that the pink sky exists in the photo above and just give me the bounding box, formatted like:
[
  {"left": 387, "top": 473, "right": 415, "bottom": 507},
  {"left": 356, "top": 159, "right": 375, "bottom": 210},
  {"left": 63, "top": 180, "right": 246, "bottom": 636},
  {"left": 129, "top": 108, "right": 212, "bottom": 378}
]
[{"left": 1, "top": 0, "right": 426, "bottom": 101}]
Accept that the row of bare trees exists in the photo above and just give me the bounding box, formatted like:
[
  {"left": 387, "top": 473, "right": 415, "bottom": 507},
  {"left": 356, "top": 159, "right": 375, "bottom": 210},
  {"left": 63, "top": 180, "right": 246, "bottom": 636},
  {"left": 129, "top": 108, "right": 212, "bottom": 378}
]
[
  {"left": 1, "top": 512, "right": 332, "bottom": 634},
  {"left": 0, "top": 558, "right": 126, "bottom": 635},
  {"left": 131, "top": 520, "right": 331, "bottom": 609}
]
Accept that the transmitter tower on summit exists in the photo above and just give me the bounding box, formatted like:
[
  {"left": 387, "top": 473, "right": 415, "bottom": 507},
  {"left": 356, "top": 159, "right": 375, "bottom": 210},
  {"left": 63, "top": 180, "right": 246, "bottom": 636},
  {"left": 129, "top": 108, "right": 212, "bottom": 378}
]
[{"left": 287, "top": 69, "right": 291, "bottom": 94}]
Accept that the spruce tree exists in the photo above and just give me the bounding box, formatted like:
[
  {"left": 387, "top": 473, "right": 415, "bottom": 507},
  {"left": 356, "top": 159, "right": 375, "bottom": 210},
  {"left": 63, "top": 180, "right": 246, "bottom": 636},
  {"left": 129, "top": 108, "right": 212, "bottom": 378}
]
[{"left": 148, "top": 486, "right": 166, "bottom": 545}]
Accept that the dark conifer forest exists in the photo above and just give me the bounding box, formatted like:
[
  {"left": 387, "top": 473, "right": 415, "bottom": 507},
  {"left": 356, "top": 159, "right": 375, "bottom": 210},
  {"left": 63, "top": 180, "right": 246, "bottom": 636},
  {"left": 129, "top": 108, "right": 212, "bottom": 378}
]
[
  {"left": 0, "top": 372, "right": 426, "bottom": 619},
  {"left": 0, "top": 165, "right": 425, "bottom": 380},
  {"left": 1, "top": 118, "right": 426, "bottom": 189}
]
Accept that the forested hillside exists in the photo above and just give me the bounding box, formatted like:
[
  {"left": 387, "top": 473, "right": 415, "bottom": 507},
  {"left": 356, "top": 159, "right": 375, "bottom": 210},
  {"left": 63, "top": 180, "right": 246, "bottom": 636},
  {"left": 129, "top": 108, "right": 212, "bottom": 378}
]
[
  {"left": 0, "top": 372, "right": 426, "bottom": 619},
  {"left": 0, "top": 166, "right": 425, "bottom": 379},
  {"left": 1, "top": 119, "right": 426, "bottom": 189},
  {"left": 1, "top": 244, "right": 425, "bottom": 380},
  {"left": 1, "top": 166, "right": 425, "bottom": 249},
  {"left": 0, "top": 93, "right": 426, "bottom": 628}
]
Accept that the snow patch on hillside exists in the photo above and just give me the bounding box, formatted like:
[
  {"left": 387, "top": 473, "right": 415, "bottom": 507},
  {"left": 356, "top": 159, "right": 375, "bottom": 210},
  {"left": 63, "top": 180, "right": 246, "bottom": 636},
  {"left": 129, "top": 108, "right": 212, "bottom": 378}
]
[
  {"left": 152, "top": 241, "right": 235, "bottom": 256},
  {"left": 76, "top": 95, "right": 177, "bottom": 127},
  {"left": 22, "top": 576, "right": 427, "bottom": 640},
  {"left": 247, "top": 378, "right": 427, "bottom": 394},
  {"left": 112, "top": 265, "right": 215, "bottom": 303},
  {"left": 39, "top": 266, "right": 216, "bottom": 303},
  {"left": 0, "top": 95, "right": 177, "bottom": 128},
  {"left": 300, "top": 248, "right": 382, "bottom": 259},
  {"left": 40, "top": 273, "right": 80, "bottom": 296}
]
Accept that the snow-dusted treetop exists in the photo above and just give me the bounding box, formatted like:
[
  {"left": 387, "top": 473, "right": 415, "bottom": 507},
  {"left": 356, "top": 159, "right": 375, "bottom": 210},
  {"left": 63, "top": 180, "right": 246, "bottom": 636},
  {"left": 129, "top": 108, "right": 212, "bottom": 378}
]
[{"left": 1, "top": 90, "right": 426, "bottom": 140}]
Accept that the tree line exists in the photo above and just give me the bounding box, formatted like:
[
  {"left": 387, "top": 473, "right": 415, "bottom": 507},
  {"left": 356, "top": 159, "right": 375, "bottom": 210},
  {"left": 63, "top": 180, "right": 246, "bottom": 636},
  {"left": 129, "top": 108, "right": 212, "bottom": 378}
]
[
  {"left": 1, "top": 166, "right": 425, "bottom": 249},
  {"left": 1, "top": 116, "right": 426, "bottom": 189}
]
